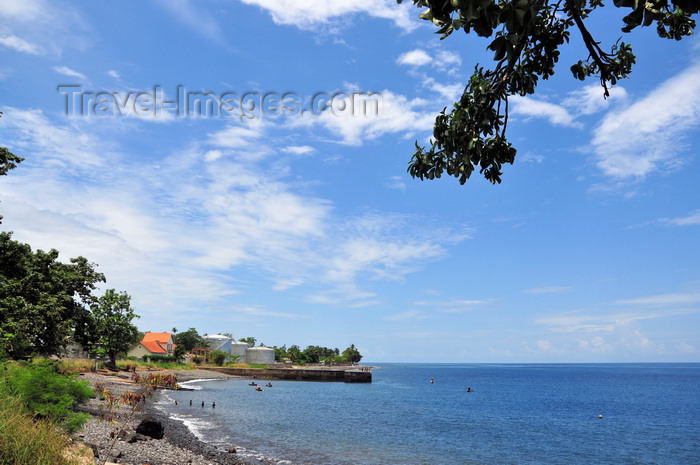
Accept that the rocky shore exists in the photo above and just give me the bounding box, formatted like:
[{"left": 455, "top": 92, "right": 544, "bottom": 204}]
[{"left": 75, "top": 370, "right": 279, "bottom": 465}]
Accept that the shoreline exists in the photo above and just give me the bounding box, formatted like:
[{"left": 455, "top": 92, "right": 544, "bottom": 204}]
[{"left": 76, "top": 370, "right": 279, "bottom": 465}]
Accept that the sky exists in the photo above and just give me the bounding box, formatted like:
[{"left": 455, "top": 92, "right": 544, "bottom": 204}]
[{"left": 1, "top": 0, "right": 699, "bottom": 363}]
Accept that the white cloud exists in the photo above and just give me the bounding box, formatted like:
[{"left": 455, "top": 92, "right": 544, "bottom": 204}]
[
  {"left": 592, "top": 61, "right": 700, "bottom": 179},
  {"left": 282, "top": 145, "right": 315, "bottom": 155},
  {"left": 614, "top": 292, "right": 700, "bottom": 307},
  {"left": 524, "top": 285, "right": 574, "bottom": 295},
  {"left": 425, "top": 78, "right": 463, "bottom": 100},
  {"left": 287, "top": 90, "right": 435, "bottom": 145},
  {"left": 384, "top": 310, "right": 429, "bottom": 322},
  {"left": 511, "top": 95, "right": 580, "bottom": 128},
  {"left": 239, "top": 0, "right": 418, "bottom": 32},
  {"left": 434, "top": 50, "right": 462, "bottom": 72},
  {"left": 2, "top": 107, "right": 106, "bottom": 167},
  {"left": 155, "top": 0, "right": 222, "bottom": 41},
  {"left": 562, "top": 83, "right": 627, "bottom": 116},
  {"left": 386, "top": 175, "right": 406, "bottom": 192},
  {"left": 0, "top": 109, "right": 464, "bottom": 315},
  {"left": 107, "top": 70, "right": 120, "bottom": 79},
  {"left": 52, "top": 66, "right": 88, "bottom": 81},
  {"left": 397, "top": 48, "right": 462, "bottom": 74},
  {"left": 0, "top": 1, "right": 88, "bottom": 56},
  {"left": 536, "top": 339, "right": 552, "bottom": 351},
  {"left": 0, "top": 34, "right": 43, "bottom": 55},
  {"left": 414, "top": 298, "right": 491, "bottom": 313},
  {"left": 659, "top": 209, "right": 700, "bottom": 226},
  {"left": 397, "top": 49, "right": 432, "bottom": 67},
  {"left": 0, "top": 0, "right": 44, "bottom": 21}
]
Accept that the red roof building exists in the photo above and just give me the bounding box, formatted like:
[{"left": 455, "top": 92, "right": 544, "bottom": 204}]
[{"left": 127, "top": 332, "right": 176, "bottom": 359}]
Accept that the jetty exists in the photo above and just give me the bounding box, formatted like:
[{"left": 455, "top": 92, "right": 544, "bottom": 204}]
[{"left": 199, "top": 365, "right": 372, "bottom": 383}]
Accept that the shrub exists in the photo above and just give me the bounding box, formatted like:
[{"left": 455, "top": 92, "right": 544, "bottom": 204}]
[
  {"left": 56, "top": 358, "right": 95, "bottom": 374},
  {"left": 0, "top": 394, "right": 78, "bottom": 465},
  {"left": 143, "top": 354, "right": 177, "bottom": 363},
  {"left": 116, "top": 359, "right": 138, "bottom": 372},
  {"left": 1, "top": 360, "right": 93, "bottom": 433},
  {"left": 211, "top": 350, "right": 229, "bottom": 366}
]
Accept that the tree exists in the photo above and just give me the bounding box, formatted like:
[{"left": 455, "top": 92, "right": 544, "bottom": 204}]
[
  {"left": 173, "top": 344, "right": 186, "bottom": 362},
  {"left": 342, "top": 344, "right": 363, "bottom": 363},
  {"left": 399, "top": 0, "right": 700, "bottom": 184},
  {"left": 0, "top": 232, "right": 105, "bottom": 359},
  {"left": 303, "top": 345, "right": 340, "bottom": 363},
  {"left": 286, "top": 344, "right": 306, "bottom": 363},
  {"left": 0, "top": 147, "right": 23, "bottom": 177},
  {"left": 85, "top": 289, "right": 141, "bottom": 367},
  {"left": 172, "top": 327, "right": 206, "bottom": 352},
  {"left": 238, "top": 336, "right": 256, "bottom": 346},
  {"left": 273, "top": 345, "right": 288, "bottom": 361},
  {"left": 210, "top": 349, "right": 229, "bottom": 366},
  {"left": 0, "top": 147, "right": 24, "bottom": 224}
]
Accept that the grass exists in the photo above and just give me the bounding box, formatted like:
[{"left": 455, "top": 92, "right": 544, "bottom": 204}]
[
  {"left": 0, "top": 394, "right": 79, "bottom": 465},
  {"left": 56, "top": 358, "right": 95, "bottom": 373},
  {"left": 56, "top": 358, "right": 198, "bottom": 374}
]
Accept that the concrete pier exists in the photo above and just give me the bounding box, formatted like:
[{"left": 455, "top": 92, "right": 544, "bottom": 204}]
[{"left": 199, "top": 365, "right": 372, "bottom": 383}]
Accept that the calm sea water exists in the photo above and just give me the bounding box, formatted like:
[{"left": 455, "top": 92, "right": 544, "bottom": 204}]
[{"left": 157, "top": 364, "right": 700, "bottom": 465}]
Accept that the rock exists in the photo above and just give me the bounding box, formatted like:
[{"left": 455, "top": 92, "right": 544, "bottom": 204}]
[
  {"left": 84, "top": 440, "right": 100, "bottom": 458},
  {"left": 228, "top": 447, "right": 237, "bottom": 453},
  {"left": 135, "top": 416, "right": 164, "bottom": 439},
  {"left": 127, "top": 433, "right": 151, "bottom": 443}
]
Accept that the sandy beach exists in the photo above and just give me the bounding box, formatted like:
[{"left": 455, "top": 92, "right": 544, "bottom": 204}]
[{"left": 75, "top": 369, "right": 278, "bottom": 465}]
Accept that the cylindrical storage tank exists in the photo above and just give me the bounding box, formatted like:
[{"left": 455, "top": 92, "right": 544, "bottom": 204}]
[
  {"left": 203, "top": 334, "right": 232, "bottom": 353},
  {"left": 231, "top": 341, "right": 250, "bottom": 360},
  {"left": 245, "top": 347, "right": 275, "bottom": 365}
]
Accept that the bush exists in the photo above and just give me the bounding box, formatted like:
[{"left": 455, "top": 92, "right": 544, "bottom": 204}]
[
  {"left": 56, "top": 358, "right": 95, "bottom": 374},
  {"left": 116, "top": 359, "right": 138, "bottom": 372},
  {"left": 0, "top": 394, "right": 77, "bottom": 465},
  {"left": 1, "top": 360, "right": 93, "bottom": 433},
  {"left": 143, "top": 354, "right": 177, "bottom": 363},
  {"left": 211, "top": 350, "right": 229, "bottom": 366}
]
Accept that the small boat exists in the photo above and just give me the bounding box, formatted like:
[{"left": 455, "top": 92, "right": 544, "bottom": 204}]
[
  {"left": 249, "top": 382, "right": 257, "bottom": 386},
  {"left": 255, "top": 386, "right": 263, "bottom": 391}
]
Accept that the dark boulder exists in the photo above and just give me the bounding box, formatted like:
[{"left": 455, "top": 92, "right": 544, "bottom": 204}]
[{"left": 135, "top": 416, "right": 164, "bottom": 439}]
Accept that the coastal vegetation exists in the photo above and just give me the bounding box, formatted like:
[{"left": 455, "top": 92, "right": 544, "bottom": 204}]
[
  {"left": 0, "top": 359, "right": 94, "bottom": 465},
  {"left": 0, "top": 359, "right": 93, "bottom": 433},
  {"left": 0, "top": 393, "right": 79, "bottom": 465},
  {"left": 271, "top": 343, "right": 362, "bottom": 364},
  {"left": 0, "top": 230, "right": 141, "bottom": 364}
]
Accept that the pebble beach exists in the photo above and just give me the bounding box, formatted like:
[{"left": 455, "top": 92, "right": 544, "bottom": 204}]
[{"left": 75, "top": 370, "right": 278, "bottom": 465}]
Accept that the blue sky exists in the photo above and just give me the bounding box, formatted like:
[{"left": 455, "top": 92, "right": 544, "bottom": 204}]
[{"left": 1, "top": 0, "right": 699, "bottom": 363}]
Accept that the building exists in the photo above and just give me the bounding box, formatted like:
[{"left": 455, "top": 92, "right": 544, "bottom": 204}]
[
  {"left": 128, "top": 332, "right": 175, "bottom": 359},
  {"left": 231, "top": 340, "right": 251, "bottom": 361},
  {"left": 203, "top": 334, "right": 233, "bottom": 354},
  {"left": 245, "top": 346, "right": 275, "bottom": 365}
]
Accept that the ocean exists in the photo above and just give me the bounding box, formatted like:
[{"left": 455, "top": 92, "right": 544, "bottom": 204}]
[{"left": 156, "top": 364, "right": 700, "bottom": 464}]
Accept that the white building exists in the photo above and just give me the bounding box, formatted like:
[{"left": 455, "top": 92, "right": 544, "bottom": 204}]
[
  {"left": 203, "top": 334, "right": 232, "bottom": 354},
  {"left": 231, "top": 340, "right": 251, "bottom": 361},
  {"left": 245, "top": 346, "right": 275, "bottom": 365}
]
